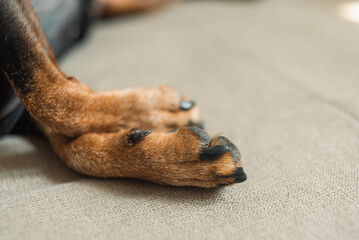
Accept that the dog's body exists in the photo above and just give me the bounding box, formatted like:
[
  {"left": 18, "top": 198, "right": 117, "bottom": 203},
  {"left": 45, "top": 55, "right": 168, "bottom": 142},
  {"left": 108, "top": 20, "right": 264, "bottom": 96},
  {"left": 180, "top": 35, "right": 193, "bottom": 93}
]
[{"left": 0, "top": 0, "right": 246, "bottom": 187}]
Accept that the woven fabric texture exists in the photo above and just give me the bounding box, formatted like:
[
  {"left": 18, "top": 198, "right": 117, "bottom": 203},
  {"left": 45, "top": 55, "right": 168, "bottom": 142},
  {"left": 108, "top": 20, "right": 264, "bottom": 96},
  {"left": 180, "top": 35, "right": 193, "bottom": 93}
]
[{"left": 1, "top": 0, "right": 358, "bottom": 239}]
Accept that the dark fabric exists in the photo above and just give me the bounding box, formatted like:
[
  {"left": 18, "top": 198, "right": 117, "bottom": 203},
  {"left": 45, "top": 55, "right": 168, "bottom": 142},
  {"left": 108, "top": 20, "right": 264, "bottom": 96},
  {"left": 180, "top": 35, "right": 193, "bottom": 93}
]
[
  {"left": 0, "top": 0, "right": 96, "bottom": 137},
  {"left": 0, "top": 72, "right": 24, "bottom": 136},
  {"left": 0, "top": 101, "right": 24, "bottom": 137},
  {"left": 32, "top": 0, "right": 95, "bottom": 57}
]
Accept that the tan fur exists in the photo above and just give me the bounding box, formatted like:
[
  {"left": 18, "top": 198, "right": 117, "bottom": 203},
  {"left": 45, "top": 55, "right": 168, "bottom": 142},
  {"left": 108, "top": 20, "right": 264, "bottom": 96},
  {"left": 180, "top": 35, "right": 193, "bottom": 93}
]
[
  {"left": 1, "top": 0, "right": 246, "bottom": 188},
  {"left": 45, "top": 127, "right": 240, "bottom": 188}
]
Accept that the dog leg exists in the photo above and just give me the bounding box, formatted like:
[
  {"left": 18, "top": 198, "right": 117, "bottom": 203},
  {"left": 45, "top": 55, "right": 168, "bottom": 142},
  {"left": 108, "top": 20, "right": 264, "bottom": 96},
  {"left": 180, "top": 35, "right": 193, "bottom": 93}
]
[
  {"left": 0, "top": 0, "right": 247, "bottom": 187},
  {"left": 0, "top": 0, "right": 199, "bottom": 137},
  {"left": 45, "top": 126, "right": 246, "bottom": 187}
]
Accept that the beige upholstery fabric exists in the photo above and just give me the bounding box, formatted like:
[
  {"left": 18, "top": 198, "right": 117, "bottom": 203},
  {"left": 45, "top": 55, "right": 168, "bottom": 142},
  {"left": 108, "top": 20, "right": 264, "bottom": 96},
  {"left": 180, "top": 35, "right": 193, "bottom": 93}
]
[{"left": 1, "top": 0, "right": 358, "bottom": 239}]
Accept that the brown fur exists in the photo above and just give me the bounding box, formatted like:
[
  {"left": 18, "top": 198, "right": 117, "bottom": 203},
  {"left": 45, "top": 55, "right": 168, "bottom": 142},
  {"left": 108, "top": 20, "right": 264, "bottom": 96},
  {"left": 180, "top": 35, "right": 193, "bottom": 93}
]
[
  {"left": 45, "top": 127, "right": 241, "bottom": 187},
  {"left": 0, "top": 0, "right": 246, "bottom": 188}
]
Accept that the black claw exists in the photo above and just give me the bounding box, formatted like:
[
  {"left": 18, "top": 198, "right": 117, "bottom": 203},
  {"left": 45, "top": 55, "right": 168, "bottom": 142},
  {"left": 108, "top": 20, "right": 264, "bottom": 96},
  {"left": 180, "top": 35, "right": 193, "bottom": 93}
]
[
  {"left": 179, "top": 100, "right": 195, "bottom": 111},
  {"left": 128, "top": 129, "right": 152, "bottom": 145},
  {"left": 200, "top": 145, "right": 230, "bottom": 160},
  {"left": 233, "top": 167, "right": 247, "bottom": 183},
  {"left": 168, "top": 128, "right": 179, "bottom": 133},
  {"left": 216, "top": 136, "right": 241, "bottom": 163}
]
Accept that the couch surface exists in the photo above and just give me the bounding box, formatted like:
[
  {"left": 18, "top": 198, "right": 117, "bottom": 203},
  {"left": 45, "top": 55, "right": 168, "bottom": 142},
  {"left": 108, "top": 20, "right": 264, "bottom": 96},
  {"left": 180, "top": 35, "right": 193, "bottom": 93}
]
[{"left": 1, "top": 0, "right": 358, "bottom": 239}]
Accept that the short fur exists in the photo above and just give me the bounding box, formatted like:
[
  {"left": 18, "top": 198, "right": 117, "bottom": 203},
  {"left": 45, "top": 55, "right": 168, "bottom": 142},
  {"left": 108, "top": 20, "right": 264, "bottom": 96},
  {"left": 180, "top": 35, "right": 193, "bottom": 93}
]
[{"left": 0, "top": 0, "right": 246, "bottom": 188}]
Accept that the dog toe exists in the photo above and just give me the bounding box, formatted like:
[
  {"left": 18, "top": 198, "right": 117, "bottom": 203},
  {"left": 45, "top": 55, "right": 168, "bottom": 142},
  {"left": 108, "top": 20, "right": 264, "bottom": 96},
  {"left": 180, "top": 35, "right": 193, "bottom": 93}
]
[{"left": 179, "top": 100, "right": 196, "bottom": 111}]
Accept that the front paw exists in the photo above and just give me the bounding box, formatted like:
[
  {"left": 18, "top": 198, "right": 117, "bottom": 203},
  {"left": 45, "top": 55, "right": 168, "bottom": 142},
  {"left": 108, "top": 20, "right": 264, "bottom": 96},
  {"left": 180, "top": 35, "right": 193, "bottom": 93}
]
[
  {"left": 126, "top": 85, "right": 202, "bottom": 132},
  {"left": 135, "top": 127, "right": 246, "bottom": 188}
]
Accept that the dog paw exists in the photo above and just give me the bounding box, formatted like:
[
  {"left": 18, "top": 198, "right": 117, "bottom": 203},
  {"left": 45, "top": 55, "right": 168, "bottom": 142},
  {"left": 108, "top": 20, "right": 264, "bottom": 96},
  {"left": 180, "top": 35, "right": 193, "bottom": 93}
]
[
  {"left": 138, "top": 86, "right": 202, "bottom": 131},
  {"left": 92, "top": 85, "right": 202, "bottom": 133},
  {"left": 130, "top": 127, "right": 247, "bottom": 188},
  {"left": 52, "top": 126, "right": 246, "bottom": 188}
]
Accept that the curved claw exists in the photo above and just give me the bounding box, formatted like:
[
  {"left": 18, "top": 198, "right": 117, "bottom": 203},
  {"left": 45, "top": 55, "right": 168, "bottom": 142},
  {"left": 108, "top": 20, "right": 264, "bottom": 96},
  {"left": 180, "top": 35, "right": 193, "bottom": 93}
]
[
  {"left": 168, "top": 128, "right": 179, "bottom": 133},
  {"left": 179, "top": 100, "right": 195, "bottom": 111},
  {"left": 216, "top": 136, "right": 241, "bottom": 163},
  {"left": 200, "top": 145, "right": 230, "bottom": 160},
  {"left": 233, "top": 167, "right": 247, "bottom": 183},
  {"left": 128, "top": 129, "right": 152, "bottom": 145},
  {"left": 216, "top": 167, "right": 247, "bottom": 183}
]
